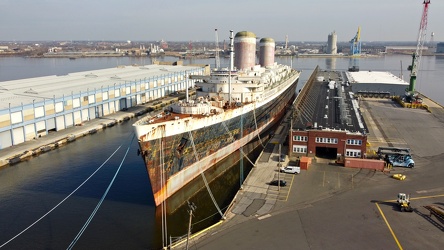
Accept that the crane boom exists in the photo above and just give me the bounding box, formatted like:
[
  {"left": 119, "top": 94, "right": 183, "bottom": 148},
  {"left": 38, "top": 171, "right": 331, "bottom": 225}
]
[
  {"left": 350, "top": 26, "right": 361, "bottom": 56},
  {"left": 408, "top": 0, "right": 431, "bottom": 93}
]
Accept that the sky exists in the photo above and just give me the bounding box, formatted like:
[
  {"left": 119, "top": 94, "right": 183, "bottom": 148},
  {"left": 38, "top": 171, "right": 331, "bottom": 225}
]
[{"left": 0, "top": 0, "right": 442, "bottom": 42}]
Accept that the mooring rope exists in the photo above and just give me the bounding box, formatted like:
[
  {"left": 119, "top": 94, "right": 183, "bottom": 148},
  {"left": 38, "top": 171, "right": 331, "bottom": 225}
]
[
  {"left": 160, "top": 131, "right": 168, "bottom": 249},
  {"left": 252, "top": 102, "right": 265, "bottom": 148},
  {"left": 221, "top": 121, "right": 255, "bottom": 166},
  {"left": 0, "top": 145, "right": 123, "bottom": 249},
  {"left": 66, "top": 134, "right": 135, "bottom": 250},
  {"left": 188, "top": 131, "right": 225, "bottom": 219}
]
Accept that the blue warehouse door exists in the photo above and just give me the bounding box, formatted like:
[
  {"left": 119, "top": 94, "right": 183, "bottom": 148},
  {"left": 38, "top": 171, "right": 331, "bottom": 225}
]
[{"left": 119, "top": 98, "right": 127, "bottom": 111}]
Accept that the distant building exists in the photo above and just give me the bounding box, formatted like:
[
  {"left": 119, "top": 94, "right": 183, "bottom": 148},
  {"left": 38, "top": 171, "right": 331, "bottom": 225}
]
[
  {"left": 160, "top": 39, "right": 168, "bottom": 49},
  {"left": 385, "top": 46, "right": 428, "bottom": 54},
  {"left": 436, "top": 42, "right": 444, "bottom": 53},
  {"left": 327, "top": 31, "right": 337, "bottom": 54}
]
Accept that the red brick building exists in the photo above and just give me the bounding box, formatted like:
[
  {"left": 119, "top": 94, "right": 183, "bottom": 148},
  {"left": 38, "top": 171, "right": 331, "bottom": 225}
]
[
  {"left": 289, "top": 68, "right": 368, "bottom": 160},
  {"left": 291, "top": 130, "right": 367, "bottom": 159}
]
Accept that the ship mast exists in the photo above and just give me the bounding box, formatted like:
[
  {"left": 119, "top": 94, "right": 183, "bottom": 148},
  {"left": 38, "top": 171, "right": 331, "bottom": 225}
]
[
  {"left": 229, "top": 30, "right": 234, "bottom": 106},
  {"left": 186, "top": 74, "right": 189, "bottom": 103},
  {"left": 215, "top": 28, "right": 220, "bottom": 69}
]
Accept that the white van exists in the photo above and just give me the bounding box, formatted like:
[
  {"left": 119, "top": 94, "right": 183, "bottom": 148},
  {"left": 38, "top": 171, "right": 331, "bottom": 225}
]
[{"left": 280, "top": 165, "right": 301, "bottom": 174}]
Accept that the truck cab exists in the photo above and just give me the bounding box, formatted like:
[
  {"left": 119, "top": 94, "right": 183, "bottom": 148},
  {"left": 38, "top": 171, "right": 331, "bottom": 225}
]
[
  {"left": 378, "top": 147, "right": 415, "bottom": 168},
  {"left": 390, "top": 154, "right": 414, "bottom": 168}
]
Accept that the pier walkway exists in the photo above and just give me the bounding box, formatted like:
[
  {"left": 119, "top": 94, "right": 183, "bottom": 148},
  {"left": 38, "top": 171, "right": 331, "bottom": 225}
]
[
  {"left": 0, "top": 90, "right": 199, "bottom": 168},
  {"left": 0, "top": 106, "right": 144, "bottom": 168},
  {"left": 0, "top": 95, "right": 182, "bottom": 168},
  {"left": 229, "top": 112, "right": 291, "bottom": 219}
]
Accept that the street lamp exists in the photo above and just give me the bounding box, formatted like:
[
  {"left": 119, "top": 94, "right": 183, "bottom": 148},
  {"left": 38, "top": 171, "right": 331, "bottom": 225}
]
[
  {"left": 9, "top": 103, "right": 13, "bottom": 145},
  {"left": 186, "top": 201, "right": 197, "bottom": 250},
  {"left": 278, "top": 144, "right": 282, "bottom": 190},
  {"left": 33, "top": 99, "right": 39, "bottom": 139}
]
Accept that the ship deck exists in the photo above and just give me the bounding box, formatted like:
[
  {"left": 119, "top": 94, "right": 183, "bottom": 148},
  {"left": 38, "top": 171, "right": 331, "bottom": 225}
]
[{"left": 137, "top": 100, "right": 255, "bottom": 126}]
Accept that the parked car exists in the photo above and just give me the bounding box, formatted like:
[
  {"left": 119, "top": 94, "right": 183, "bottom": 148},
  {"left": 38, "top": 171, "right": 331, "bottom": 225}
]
[
  {"left": 269, "top": 180, "right": 287, "bottom": 186},
  {"left": 279, "top": 154, "right": 286, "bottom": 162},
  {"left": 280, "top": 166, "right": 301, "bottom": 174}
]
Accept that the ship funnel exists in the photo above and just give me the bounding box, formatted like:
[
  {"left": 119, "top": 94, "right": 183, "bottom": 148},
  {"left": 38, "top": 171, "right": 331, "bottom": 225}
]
[
  {"left": 234, "top": 31, "right": 256, "bottom": 70},
  {"left": 259, "top": 38, "right": 275, "bottom": 67}
]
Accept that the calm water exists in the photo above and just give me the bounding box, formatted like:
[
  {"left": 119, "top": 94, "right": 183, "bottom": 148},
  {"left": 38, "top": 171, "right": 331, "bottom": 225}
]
[
  {"left": 0, "top": 120, "right": 156, "bottom": 249},
  {"left": 0, "top": 55, "right": 442, "bottom": 249},
  {"left": 1, "top": 54, "right": 442, "bottom": 104}
]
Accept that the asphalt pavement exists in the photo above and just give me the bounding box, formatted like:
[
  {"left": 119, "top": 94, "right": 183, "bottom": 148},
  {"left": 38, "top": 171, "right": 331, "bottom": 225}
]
[{"left": 173, "top": 96, "right": 444, "bottom": 250}]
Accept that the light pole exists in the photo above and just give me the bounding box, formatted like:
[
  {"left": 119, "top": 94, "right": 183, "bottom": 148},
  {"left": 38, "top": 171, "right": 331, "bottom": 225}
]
[
  {"left": 186, "top": 201, "right": 197, "bottom": 250},
  {"left": 278, "top": 144, "right": 282, "bottom": 190},
  {"left": 33, "top": 99, "right": 36, "bottom": 139},
  {"left": 113, "top": 83, "right": 117, "bottom": 113},
  {"left": 9, "top": 103, "right": 13, "bottom": 145}
]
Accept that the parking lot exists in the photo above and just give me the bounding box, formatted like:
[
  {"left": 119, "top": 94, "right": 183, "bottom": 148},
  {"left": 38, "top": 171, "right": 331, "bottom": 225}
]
[{"left": 178, "top": 98, "right": 444, "bottom": 250}]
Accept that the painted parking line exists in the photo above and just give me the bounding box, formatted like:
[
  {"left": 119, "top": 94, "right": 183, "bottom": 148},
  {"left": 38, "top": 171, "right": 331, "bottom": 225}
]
[
  {"left": 376, "top": 193, "right": 444, "bottom": 250},
  {"left": 270, "top": 174, "right": 294, "bottom": 202},
  {"left": 284, "top": 175, "right": 295, "bottom": 201},
  {"left": 375, "top": 203, "right": 403, "bottom": 250},
  {"left": 383, "top": 193, "right": 444, "bottom": 203}
]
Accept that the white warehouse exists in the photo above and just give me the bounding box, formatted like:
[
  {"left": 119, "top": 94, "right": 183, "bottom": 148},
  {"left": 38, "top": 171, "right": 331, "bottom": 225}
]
[{"left": 0, "top": 62, "right": 207, "bottom": 149}]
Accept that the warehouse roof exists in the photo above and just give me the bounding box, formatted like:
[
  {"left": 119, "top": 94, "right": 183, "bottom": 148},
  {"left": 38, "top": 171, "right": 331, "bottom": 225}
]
[
  {"left": 0, "top": 64, "right": 202, "bottom": 110},
  {"left": 293, "top": 70, "right": 368, "bottom": 134},
  {"left": 347, "top": 71, "right": 408, "bottom": 85}
]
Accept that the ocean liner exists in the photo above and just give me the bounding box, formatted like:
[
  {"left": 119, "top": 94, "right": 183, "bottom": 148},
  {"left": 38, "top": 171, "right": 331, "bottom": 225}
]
[{"left": 133, "top": 30, "right": 300, "bottom": 207}]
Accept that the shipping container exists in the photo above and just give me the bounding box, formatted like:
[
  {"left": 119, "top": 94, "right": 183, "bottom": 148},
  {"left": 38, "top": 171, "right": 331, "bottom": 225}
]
[
  {"left": 300, "top": 156, "right": 312, "bottom": 170},
  {"left": 344, "top": 158, "right": 384, "bottom": 171}
]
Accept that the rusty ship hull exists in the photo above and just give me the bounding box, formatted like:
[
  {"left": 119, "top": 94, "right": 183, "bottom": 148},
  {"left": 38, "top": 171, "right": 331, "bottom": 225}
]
[{"left": 136, "top": 74, "right": 299, "bottom": 207}]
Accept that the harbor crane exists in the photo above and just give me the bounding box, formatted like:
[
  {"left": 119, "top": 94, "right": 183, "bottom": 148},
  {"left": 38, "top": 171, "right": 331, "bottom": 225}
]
[
  {"left": 406, "top": 0, "right": 431, "bottom": 103},
  {"left": 349, "top": 26, "right": 361, "bottom": 56},
  {"left": 348, "top": 26, "right": 361, "bottom": 72}
]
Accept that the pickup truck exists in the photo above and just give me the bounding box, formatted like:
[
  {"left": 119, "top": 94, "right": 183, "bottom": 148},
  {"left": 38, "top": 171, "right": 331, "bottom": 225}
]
[{"left": 280, "top": 165, "right": 301, "bottom": 174}]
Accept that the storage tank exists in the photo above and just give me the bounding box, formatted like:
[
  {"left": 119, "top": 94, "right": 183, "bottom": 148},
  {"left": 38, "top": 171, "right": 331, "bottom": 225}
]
[
  {"left": 327, "top": 31, "right": 337, "bottom": 54},
  {"left": 259, "top": 37, "right": 275, "bottom": 67},
  {"left": 234, "top": 31, "right": 256, "bottom": 70}
]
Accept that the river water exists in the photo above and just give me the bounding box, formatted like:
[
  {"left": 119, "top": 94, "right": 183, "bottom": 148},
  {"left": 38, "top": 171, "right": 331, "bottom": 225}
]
[
  {"left": 1, "top": 54, "right": 442, "bottom": 104},
  {"left": 0, "top": 55, "right": 442, "bottom": 249}
]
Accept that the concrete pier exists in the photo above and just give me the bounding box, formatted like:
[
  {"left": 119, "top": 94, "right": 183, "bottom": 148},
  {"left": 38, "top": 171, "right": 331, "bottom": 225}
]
[{"left": 0, "top": 94, "right": 186, "bottom": 168}]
